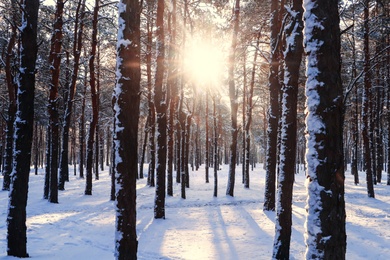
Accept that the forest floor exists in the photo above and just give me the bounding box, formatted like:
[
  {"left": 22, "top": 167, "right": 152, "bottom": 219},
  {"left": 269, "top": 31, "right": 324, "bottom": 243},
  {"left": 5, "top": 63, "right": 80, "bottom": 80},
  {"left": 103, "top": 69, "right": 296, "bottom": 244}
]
[{"left": 0, "top": 164, "right": 389, "bottom": 259}]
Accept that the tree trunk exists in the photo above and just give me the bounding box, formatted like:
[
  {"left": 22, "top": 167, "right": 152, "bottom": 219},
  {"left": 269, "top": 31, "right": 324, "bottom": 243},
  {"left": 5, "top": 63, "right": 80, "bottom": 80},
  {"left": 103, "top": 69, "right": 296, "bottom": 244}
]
[
  {"left": 146, "top": 3, "right": 155, "bottom": 187},
  {"left": 47, "top": 0, "right": 64, "bottom": 204},
  {"left": 264, "top": 0, "right": 283, "bottom": 211},
  {"left": 85, "top": 0, "right": 99, "bottom": 195},
  {"left": 113, "top": 0, "right": 141, "bottom": 258},
  {"left": 2, "top": 6, "right": 17, "bottom": 191},
  {"left": 44, "top": 126, "right": 51, "bottom": 199},
  {"left": 362, "top": 0, "right": 375, "bottom": 198},
  {"left": 59, "top": 0, "right": 86, "bottom": 190},
  {"left": 213, "top": 97, "right": 218, "bottom": 197},
  {"left": 303, "top": 0, "right": 346, "bottom": 258},
  {"left": 242, "top": 54, "right": 247, "bottom": 185},
  {"left": 185, "top": 114, "right": 191, "bottom": 188},
  {"left": 7, "top": 0, "right": 39, "bottom": 256},
  {"left": 179, "top": 109, "right": 187, "bottom": 199},
  {"left": 272, "top": 1, "right": 303, "bottom": 257},
  {"left": 350, "top": 5, "right": 359, "bottom": 185},
  {"left": 244, "top": 31, "right": 261, "bottom": 189},
  {"left": 166, "top": 0, "right": 177, "bottom": 197},
  {"left": 205, "top": 91, "right": 210, "bottom": 183},
  {"left": 106, "top": 125, "right": 111, "bottom": 167},
  {"left": 139, "top": 118, "right": 148, "bottom": 179},
  {"left": 33, "top": 122, "right": 39, "bottom": 175},
  {"left": 154, "top": 0, "right": 167, "bottom": 219},
  {"left": 79, "top": 69, "right": 87, "bottom": 179},
  {"left": 226, "top": 0, "right": 240, "bottom": 197}
]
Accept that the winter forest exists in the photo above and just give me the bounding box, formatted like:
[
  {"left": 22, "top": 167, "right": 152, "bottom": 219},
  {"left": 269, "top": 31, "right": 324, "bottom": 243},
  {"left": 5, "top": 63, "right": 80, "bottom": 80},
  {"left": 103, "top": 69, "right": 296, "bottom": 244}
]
[{"left": 0, "top": 0, "right": 390, "bottom": 259}]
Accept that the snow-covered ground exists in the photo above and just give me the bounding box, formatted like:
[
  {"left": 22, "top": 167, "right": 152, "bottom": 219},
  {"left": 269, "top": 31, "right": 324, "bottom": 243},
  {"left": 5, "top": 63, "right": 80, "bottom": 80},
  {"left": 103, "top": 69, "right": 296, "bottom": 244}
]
[{"left": 0, "top": 164, "right": 389, "bottom": 259}]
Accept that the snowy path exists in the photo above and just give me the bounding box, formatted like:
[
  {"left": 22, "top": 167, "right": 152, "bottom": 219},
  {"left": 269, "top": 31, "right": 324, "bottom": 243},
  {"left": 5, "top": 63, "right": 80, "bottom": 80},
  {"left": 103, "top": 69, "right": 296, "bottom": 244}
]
[{"left": 0, "top": 165, "right": 389, "bottom": 259}]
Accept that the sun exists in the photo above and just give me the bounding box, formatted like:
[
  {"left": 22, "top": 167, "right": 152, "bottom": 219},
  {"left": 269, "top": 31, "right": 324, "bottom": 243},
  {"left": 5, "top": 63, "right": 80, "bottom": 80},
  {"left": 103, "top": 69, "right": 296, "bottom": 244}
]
[{"left": 183, "top": 40, "right": 225, "bottom": 90}]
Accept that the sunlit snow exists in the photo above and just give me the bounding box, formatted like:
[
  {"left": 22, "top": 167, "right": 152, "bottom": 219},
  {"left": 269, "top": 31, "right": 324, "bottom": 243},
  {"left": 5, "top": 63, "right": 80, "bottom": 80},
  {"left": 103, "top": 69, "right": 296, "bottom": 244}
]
[{"left": 0, "top": 165, "right": 389, "bottom": 259}]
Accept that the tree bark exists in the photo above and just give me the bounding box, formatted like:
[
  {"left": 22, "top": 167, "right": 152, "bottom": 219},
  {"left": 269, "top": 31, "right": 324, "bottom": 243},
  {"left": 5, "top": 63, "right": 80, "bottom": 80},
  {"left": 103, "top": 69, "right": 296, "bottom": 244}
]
[
  {"left": 2, "top": 3, "right": 17, "bottom": 191},
  {"left": 7, "top": 0, "right": 39, "bottom": 256},
  {"left": 303, "top": 0, "right": 346, "bottom": 258},
  {"left": 272, "top": 0, "right": 303, "bottom": 257},
  {"left": 113, "top": 0, "right": 141, "bottom": 258}
]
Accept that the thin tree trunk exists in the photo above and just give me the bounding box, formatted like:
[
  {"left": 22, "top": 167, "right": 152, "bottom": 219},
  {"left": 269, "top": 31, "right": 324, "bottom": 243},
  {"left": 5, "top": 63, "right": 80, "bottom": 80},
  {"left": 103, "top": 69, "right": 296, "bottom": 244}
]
[
  {"left": 154, "top": 0, "right": 167, "bottom": 219},
  {"left": 44, "top": 126, "right": 51, "bottom": 199},
  {"left": 185, "top": 114, "right": 191, "bottom": 188},
  {"left": 213, "top": 97, "right": 218, "bottom": 197},
  {"left": 139, "top": 118, "right": 148, "bottom": 179},
  {"left": 79, "top": 68, "right": 87, "bottom": 179},
  {"left": 85, "top": 0, "right": 99, "bottom": 195},
  {"left": 59, "top": 0, "right": 86, "bottom": 190},
  {"left": 362, "top": 0, "right": 375, "bottom": 198},
  {"left": 2, "top": 5, "right": 17, "bottom": 191},
  {"left": 34, "top": 122, "right": 39, "bottom": 175},
  {"left": 226, "top": 0, "right": 240, "bottom": 197},
  {"left": 242, "top": 53, "right": 247, "bottom": 184},
  {"left": 264, "top": 0, "right": 284, "bottom": 211},
  {"left": 351, "top": 4, "right": 359, "bottom": 185},
  {"left": 205, "top": 91, "right": 210, "bottom": 183},
  {"left": 47, "top": 0, "right": 64, "bottom": 204},
  {"left": 146, "top": 3, "right": 155, "bottom": 186},
  {"left": 244, "top": 31, "right": 261, "bottom": 189}
]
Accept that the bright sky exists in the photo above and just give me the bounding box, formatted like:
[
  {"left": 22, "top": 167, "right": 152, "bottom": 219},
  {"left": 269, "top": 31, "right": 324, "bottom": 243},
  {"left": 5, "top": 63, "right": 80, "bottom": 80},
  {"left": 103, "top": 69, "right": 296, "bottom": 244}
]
[{"left": 183, "top": 39, "right": 225, "bottom": 90}]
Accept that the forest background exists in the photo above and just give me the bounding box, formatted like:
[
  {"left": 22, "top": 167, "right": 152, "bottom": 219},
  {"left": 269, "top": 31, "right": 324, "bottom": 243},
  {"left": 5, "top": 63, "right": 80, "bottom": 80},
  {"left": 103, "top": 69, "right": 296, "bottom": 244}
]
[{"left": 0, "top": 0, "right": 389, "bottom": 258}]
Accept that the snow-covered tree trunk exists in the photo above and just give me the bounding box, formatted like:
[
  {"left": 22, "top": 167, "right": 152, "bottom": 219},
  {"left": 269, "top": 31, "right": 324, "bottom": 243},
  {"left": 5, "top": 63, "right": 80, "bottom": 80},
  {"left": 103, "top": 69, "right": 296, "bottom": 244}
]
[
  {"left": 113, "top": 0, "right": 141, "bottom": 258},
  {"left": 272, "top": 0, "right": 303, "bottom": 258},
  {"left": 303, "top": 0, "right": 346, "bottom": 258},
  {"left": 7, "top": 0, "right": 39, "bottom": 256},
  {"left": 154, "top": 0, "right": 167, "bottom": 219},
  {"left": 2, "top": 14, "right": 17, "bottom": 191},
  {"left": 264, "top": 0, "right": 284, "bottom": 211}
]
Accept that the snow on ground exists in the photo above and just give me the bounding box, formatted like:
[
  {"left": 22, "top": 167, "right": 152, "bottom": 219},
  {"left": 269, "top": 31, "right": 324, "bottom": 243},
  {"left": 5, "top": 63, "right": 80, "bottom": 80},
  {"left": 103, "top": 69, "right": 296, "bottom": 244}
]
[{"left": 0, "top": 164, "right": 389, "bottom": 259}]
